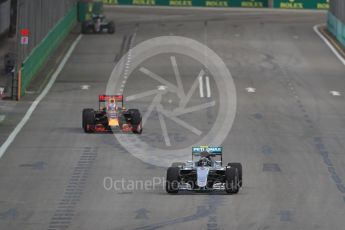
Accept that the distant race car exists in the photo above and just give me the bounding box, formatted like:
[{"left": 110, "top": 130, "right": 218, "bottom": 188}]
[
  {"left": 82, "top": 95, "right": 142, "bottom": 134},
  {"left": 166, "top": 146, "right": 242, "bottom": 194},
  {"left": 81, "top": 14, "right": 115, "bottom": 34}
]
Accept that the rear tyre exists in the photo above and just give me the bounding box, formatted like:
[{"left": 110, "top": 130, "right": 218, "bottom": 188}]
[
  {"left": 82, "top": 109, "right": 95, "bottom": 133},
  {"left": 227, "top": 162, "right": 242, "bottom": 187},
  {"left": 166, "top": 167, "right": 180, "bottom": 194},
  {"left": 225, "top": 167, "right": 239, "bottom": 194},
  {"left": 81, "top": 22, "right": 88, "bottom": 34},
  {"left": 108, "top": 21, "right": 115, "bottom": 34}
]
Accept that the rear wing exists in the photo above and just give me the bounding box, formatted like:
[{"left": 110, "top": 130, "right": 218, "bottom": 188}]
[
  {"left": 99, "top": 95, "right": 124, "bottom": 110},
  {"left": 192, "top": 146, "right": 223, "bottom": 163}
]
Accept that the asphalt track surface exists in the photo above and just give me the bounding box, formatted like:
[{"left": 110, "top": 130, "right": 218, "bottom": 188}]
[{"left": 1, "top": 6, "right": 345, "bottom": 230}]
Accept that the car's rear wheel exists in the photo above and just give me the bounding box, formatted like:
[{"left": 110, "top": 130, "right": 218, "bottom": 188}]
[
  {"left": 227, "top": 162, "right": 242, "bottom": 187},
  {"left": 166, "top": 167, "right": 180, "bottom": 194},
  {"left": 81, "top": 22, "right": 89, "bottom": 34},
  {"left": 225, "top": 166, "right": 239, "bottom": 194},
  {"left": 82, "top": 109, "right": 95, "bottom": 133},
  {"left": 108, "top": 21, "right": 115, "bottom": 34}
]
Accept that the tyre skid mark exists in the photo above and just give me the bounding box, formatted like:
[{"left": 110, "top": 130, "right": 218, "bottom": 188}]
[{"left": 47, "top": 147, "right": 98, "bottom": 230}]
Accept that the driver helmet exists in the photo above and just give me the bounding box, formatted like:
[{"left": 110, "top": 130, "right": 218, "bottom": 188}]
[{"left": 199, "top": 157, "right": 210, "bottom": 167}]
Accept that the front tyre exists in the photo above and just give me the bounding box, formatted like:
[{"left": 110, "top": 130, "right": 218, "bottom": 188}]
[
  {"left": 82, "top": 109, "right": 95, "bottom": 133},
  {"left": 81, "top": 22, "right": 89, "bottom": 34},
  {"left": 225, "top": 167, "right": 239, "bottom": 194},
  {"left": 108, "top": 21, "right": 115, "bottom": 34},
  {"left": 228, "top": 162, "right": 242, "bottom": 187},
  {"left": 166, "top": 167, "right": 180, "bottom": 194}
]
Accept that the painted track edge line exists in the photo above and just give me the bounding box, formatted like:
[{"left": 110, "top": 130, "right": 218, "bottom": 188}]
[
  {"left": 0, "top": 34, "right": 83, "bottom": 159},
  {"left": 313, "top": 24, "right": 345, "bottom": 66}
]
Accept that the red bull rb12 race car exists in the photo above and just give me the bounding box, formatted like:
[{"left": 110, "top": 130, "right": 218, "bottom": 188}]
[{"left": 82, "top": 95, "right": 142, "bottom": 134}]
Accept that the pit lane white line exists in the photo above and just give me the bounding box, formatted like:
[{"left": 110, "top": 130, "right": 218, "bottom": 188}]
[
  {"left": 0, "top": 35, "right": 82, "bottom": 159},
  {"left": 313, "top": 24, "right": 345, "bottom": 66}
]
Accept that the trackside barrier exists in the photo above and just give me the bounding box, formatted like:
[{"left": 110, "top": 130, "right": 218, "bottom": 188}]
[
  {"left": 101, "top": 0, "right": 328, "bottom": 9},
  {"left": 101, "top": 0, "right": 269, "bottom": 7},
  {"left": 20, "top": 6, "right": 77, "bottom": 97},
  {"left": 274, "top": 0, "right": 329, "bottom": 9},
  {"left": 328, "top": 12, "right": 345, "bottom": 48}
]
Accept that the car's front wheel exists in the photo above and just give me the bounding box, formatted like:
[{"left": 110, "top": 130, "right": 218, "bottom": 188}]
[
  {"left": 166, "top": 167, "right": 180, "bottom": 194},
  {"left": 225, "top": 166, "right": 239, "bottom": 194},
  {"left": 82, "top": 108, "right": 95, "bottom": 133},
  {"left": 227, "top": 162, "right": 242, "bottom": 187},
  {"left": 108, "top": 21, "right": 115, "bottom": 34}
]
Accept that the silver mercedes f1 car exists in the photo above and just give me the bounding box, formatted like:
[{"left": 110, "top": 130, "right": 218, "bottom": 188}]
[{"left": 166, "top": 146, "right": 242, "bottom": 194}]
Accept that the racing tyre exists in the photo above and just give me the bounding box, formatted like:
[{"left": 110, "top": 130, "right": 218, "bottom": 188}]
[
  {"left": 108, "top": 21, "right": 115, "bottom": 34},
  {"left": 225, "top": 167, "right": 239, "bottom": 194},
  {"left": 166, "top": 167, "right": 180, "bottom": 194},
  {"left": 133, "top": 122, "right": 143, "bottom": 134},
  {"left": 227, "top": 162, "right": 242, "bottom": 187},
  {"left": 82, "top": 109, "right": 95, "bottom": 133},
  {"left": 171, "top": 162, "right": 186, "bottom": 167},
  {"left": 81, "top": 22, "right": 88, "bottom": 34},
  {"left": 126, "top": 109, "right": 142, "bottom": 133}
]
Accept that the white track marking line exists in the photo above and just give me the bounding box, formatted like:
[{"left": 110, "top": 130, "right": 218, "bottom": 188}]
[
  {"left": 81, "top": 85, "right": 90, "bottom": 90},
  {"left": 0, "top": 35, "right": 82, "bottom": 159},
  {"left": 199, "top": 75, "right": 204, "bottom": 98},
  {"left": 330, "top": 91, "right": 341, "bottom": 96},
  {"left": 206, "top": 76, "right": 211, "bottom": 98},
  {"left": 246, "top": 87, "right": 256, "bottom": 93},
  {"left": 157, "top": 85, "right": 167, "bottom": 91},
  {"left": 313, "top": 24, "right": 345, "bottom": 66}
]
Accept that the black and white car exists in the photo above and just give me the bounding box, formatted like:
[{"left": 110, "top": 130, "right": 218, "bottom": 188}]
[
  {"left": 81, "top": 14, "right": 115, "bottom": 34},
  {"left": 166, "top": 146, "right": 242, "bottom": 194}
]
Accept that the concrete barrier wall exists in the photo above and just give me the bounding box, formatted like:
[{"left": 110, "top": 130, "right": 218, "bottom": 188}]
[
  {"left": 328, "top": 0, "right": 345, "bottom": 48},
  {"left": 330, "top": 0, "right": 344, "bottom": 24},
  {"left": 0, "top": 0, "right": 10, "bottom": 36},
  {"left": 20, "top": 6, "right": 77, "bottom": 96},
  {"left": 328, "top": 12, "right": 345, "bottom": 48}
]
